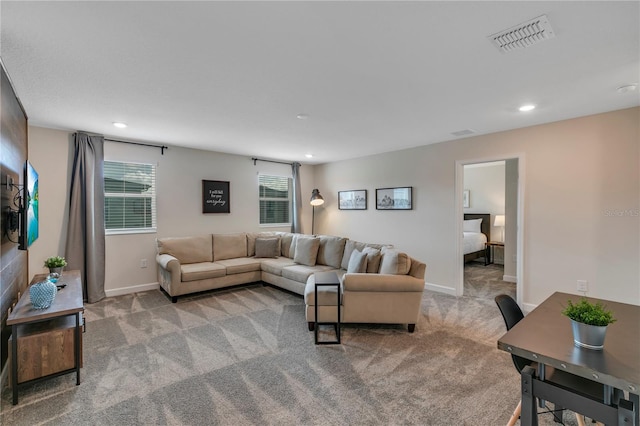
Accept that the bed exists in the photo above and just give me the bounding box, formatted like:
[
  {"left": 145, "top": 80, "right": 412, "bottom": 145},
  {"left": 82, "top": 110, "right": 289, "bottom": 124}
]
[{"left": 463, "top": 213, "right": 490, "bottom": 264}]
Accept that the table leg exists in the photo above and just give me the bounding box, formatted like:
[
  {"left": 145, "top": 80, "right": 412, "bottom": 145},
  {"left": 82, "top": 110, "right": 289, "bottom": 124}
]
[
  {"left": 314, "top": 286, "right": 319, "bottom": 344},
  {"left": 75, "top": 312, "right": 81, "bottom": 385},
  {"left": 521, "top": 366, "right": 538, "bottom": 426},
  {"left": 11, "top": 324, "right": 18, "bottom": 405}
]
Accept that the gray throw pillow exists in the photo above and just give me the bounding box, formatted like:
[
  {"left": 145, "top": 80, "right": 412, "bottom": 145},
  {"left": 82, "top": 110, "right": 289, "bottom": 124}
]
[
  {"left": 255, "top": 237, "right": 280, "bottom": 258},
  {"left": 362, "top": 247, "right": 382, "bottom": 273},
  {"left": 347, "top": 249, "right": 368, "bottom": 273},
  {"left": 293, "top": 236, "right": 320, "bottom": 266}
]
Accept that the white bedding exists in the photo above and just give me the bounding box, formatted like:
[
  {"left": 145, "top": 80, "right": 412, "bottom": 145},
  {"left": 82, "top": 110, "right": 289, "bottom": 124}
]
[{"left": 463, "top": 232, "right": 487, "bottom": 255}]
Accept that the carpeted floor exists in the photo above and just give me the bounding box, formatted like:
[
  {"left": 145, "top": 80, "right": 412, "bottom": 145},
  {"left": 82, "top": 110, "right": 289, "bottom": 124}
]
[
  {"left": 2, "top": 277, "right": 581, "bottom": 425},
  {"left": 464, "top": 261, "right": 516, "bottom": 302}
]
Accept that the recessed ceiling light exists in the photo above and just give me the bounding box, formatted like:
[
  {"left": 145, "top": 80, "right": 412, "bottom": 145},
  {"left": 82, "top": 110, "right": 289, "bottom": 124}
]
[
  {"left": 519, "top": 104, "right": 536, "bottom": 112},
  {"left": 305, "top": 154, "right": 313, "bottom": 158},
  {"left": 296, "top": 113, "right": 309, "bottom": 120},
  {"left": 112, "top": 122, "right": 127, "bottom": 128},
  {"left": 617, "top": 84, "right": 638, "bottom": 94}
]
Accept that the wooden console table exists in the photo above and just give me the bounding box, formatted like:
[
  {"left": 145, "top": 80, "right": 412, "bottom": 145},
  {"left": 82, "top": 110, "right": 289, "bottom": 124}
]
[{"left": 7, "top": 270, "right": 84, "bottom": 405}]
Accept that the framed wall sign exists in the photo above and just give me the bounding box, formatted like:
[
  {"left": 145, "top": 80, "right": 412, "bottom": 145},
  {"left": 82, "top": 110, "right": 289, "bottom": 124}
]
[
  {"left": 202, "top": 180, "right": 230, "bottom": 213},
  {"left": 376, "top": 187, "right": 412, "bottom": 210},
  {"left": 338, "top": 189, "right": 367, "bottom": 210}
]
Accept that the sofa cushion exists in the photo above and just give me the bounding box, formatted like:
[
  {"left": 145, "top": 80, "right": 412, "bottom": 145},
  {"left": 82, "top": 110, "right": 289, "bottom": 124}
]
[
  {"left": 255, "top": 237, "right": 280, "bottom": 258},
  {"left": 340, "top": 240, "right": 367, "bottom": 270},
  {"left": 379, "top": 248, "right": 412, "bottom": 275},
  {"left": 362, "top": 247, "right": 382, "bottom": 273},
  {"left": 293, "top": 236, "right": 320, "bottom": 266},
  {"left": 213, "top": 233, "right": 248, "bottom": 261},
  {"left": 260, "top": 258, "right": 297, "bottom": 276},
  {"left": 282, "top": 264, "right": 334, "bottom": 283},
  {"left": 278, "top": 233, "right": 296, "bottom": 258},
  {"left": 316, "top": 235, "right": 347, "bottom": 269},
  {"left": 181, "top": 262, "right": 226, "bottom": 282},
  {"left": 347, "top": 249, "right": 368, "bottom": 273},
  {"left": 157, "top": 235, "right": 213, "bottom": 264},
  {"left": 215, "top": 258, "right": 262, "bottom": 274},
  {"left": 247, "top": 232, "right": 278, "bottom": 256}
]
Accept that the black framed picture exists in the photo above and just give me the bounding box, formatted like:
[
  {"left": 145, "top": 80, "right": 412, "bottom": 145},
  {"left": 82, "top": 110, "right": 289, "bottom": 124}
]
[
  {"left": 338, "top": 189, "right": 367, "bottom": 210},
  {"left": 376, "top": 187, "right": 412, "bottom": 210},
  {"left": 202, "top": 180, "right": 230, "bottom": 213}
]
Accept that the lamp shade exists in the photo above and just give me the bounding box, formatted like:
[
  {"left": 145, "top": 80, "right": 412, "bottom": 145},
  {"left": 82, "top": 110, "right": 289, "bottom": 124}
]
[
  {"left": 494, "top": 214, "right": 505, "bottom": 227},
  {"left": 310, "top": 189, "right": 324, "bottom": 206}
]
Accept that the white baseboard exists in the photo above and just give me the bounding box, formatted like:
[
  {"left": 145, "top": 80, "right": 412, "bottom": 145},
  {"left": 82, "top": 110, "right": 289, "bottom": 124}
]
[
  {"left": 424, "top": 281, "right": 457, "bottom": 296},
  {"left": 503, "top": 275, "right": 517, "bottom": 283},
  {"left": 105, "top": 282, "right": 159, "bottom": 297},
  {"left": 522, "top": 303, "right": 537, "bottom": 314}
]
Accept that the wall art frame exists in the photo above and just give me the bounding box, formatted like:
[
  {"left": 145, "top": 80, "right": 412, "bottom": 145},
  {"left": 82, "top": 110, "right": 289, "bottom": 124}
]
[
  {"left": 338, "top": 189, "right": 367, "bottom": 210},
  {"left": 376, "top": 187, "right": 412, "bottom": 210},
  {"left": 202, "top": 180, "right": 230, "bottom": 213}
]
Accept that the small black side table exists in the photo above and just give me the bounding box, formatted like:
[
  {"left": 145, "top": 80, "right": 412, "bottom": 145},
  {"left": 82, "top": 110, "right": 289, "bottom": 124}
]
[{"left": 314, "top": 271, "right": 341, "bottom": 345}]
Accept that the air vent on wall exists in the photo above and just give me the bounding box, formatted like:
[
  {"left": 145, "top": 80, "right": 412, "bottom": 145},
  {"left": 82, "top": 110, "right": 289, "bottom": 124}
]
[
  {"left": 451, "top": 129, "right": 476, "bottom": 137},
  {"left": 489, "top": 14, "right": 555, "bottom": 53}
]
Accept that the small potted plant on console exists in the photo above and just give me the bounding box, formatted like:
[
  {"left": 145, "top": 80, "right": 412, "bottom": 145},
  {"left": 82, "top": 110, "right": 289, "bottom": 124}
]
[
  {"left": 562, "top": 297, "right": 616, "bottom": 350},
  {"left": 44, "top": 256, "right": 67, "bottom": 275}
]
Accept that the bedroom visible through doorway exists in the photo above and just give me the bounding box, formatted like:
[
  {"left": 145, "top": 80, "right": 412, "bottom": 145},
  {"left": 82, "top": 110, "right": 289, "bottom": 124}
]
[{"left": 462, "top": 160, "right": 518, "bottom": 301}]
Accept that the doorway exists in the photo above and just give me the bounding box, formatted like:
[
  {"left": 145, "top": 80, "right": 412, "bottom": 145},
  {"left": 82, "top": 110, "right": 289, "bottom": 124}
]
[{"left": 456, "top": 155, "right": 524, "bottom": 305}]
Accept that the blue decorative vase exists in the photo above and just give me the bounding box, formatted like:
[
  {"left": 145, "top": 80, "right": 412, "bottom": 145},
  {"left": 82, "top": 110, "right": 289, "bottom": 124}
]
[{"left": 30, "top": 280, "right": 57, "bottom": 309}]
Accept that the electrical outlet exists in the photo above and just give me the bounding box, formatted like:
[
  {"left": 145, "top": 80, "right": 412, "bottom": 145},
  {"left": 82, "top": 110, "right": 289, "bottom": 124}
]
[
  {"left": 577, "top": 280, "right": 588, "bottom": 292},
  {"left": 140, "top": 259, "right": 148, "bottom": 268}
]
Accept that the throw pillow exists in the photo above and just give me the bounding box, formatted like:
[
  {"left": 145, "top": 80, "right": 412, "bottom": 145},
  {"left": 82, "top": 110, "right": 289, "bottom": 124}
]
[
  {"left": 293, "top": 236, "right": 321, "bottom": 266},
  {"left": 255, "top": 237, "right": 280, "bottom": 258},
  {"left": 362, "top": 247, "right": 382, "bottom": 273},
  {"left": 316, "top": 236, "right": 348, "bottom": 269},
  {"left": 463, "top": 218, "right": 482, "bottom": 233},
  {"left": 379, "top": 248, "right": 412, "bottom": 275},
  {"left": 347, "top": 249, "right": 368, "bottom": 273}
]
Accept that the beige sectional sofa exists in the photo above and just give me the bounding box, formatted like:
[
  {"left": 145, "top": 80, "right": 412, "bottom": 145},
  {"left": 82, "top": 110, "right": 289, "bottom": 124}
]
[{"left": 155, "top": 232, "right": 426, "bottom": 332}]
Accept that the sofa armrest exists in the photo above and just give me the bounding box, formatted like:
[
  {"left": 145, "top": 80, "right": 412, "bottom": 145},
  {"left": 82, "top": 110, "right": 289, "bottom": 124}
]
[
  {"left": 156, "top": 253, "right": 181, "bottom": 285},
  {"left": 342, "top": 273, "right": 424, "bottom": 292}
]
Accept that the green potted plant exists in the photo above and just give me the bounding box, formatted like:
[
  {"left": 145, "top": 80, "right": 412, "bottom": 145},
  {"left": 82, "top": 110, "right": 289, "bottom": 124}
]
[
  {"left": 44, "top": 256, "right": 67, "bottom": 275},
  {"left": 562, "top": 297, "right": 616, "bottom": 350}
]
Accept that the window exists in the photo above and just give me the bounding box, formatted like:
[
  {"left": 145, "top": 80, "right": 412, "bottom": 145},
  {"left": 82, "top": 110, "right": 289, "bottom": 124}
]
[
  {"left": 258, "top": 174, "right": 292, "bottom": 226},
  {"left": 104, "top": 161, "right": 156, "bottom": 234}
]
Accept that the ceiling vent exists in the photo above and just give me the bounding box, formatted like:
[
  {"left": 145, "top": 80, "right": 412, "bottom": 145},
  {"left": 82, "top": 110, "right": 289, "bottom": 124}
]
[
  {"left": 489, "top": 15, "right": 555, "bottom": 53},
  {"left": 451, "top": 129, "right": 476, "bottom": 137}
]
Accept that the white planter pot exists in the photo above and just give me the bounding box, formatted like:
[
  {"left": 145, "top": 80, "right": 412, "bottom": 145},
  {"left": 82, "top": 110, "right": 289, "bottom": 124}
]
[{"left": 570, "top": 319, "right": 608, "bottom": 350}]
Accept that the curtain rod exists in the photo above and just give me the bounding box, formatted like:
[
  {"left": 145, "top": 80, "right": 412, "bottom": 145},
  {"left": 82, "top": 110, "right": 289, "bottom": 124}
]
[
  {"left": 251, "top": 157, "right": 297, "bottom": 166},
  {"left": 105, "top": 138, "right": 168, "bottom": 155}
]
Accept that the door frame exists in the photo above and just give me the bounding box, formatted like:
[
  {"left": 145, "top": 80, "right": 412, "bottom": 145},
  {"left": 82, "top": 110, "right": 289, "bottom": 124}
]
[{"left": 455, "top": 153, "right": 525, "bottom": 306}]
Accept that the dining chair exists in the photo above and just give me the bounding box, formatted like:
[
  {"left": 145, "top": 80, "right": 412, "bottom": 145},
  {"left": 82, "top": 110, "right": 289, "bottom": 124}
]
[{"left": 495, "top": 294, "right": 607, "bottom": 426}]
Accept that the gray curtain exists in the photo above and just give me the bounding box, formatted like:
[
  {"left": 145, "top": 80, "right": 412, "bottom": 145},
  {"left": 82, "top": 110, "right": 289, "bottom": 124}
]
[
  {"left": 65, "top": 132, "right": 106, "bottom": 303},
  {"left": 291, "top": 162, "right": 302, "bottom": 233}
]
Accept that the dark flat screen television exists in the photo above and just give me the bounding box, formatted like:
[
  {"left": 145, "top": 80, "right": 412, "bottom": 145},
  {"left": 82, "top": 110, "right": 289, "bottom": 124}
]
[{"left": 19, "top": 160, "right": 39, "bottom": 250}]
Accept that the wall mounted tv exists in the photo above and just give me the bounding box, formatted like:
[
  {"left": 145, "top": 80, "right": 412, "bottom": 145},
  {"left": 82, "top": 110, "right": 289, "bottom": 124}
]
[{"left": 19, "top": 160, "right": 39, "bottom": 250}]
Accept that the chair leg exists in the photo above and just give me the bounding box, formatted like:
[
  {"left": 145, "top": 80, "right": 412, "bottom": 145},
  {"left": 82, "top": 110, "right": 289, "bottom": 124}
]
[{"left": 507, "top": 400, "right": 521, "bottom": 426}]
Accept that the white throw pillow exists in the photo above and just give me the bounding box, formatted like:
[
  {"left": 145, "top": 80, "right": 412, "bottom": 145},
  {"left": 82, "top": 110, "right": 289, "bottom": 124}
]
[
  {"left": 347, "top": 249, "right": 368, "bottom": 273},
  {"left": 379, "top": 248, "right": 411, "bottom": 275},
  {"left": 463, "top": 218, "right": 482, "bottom": 233}
]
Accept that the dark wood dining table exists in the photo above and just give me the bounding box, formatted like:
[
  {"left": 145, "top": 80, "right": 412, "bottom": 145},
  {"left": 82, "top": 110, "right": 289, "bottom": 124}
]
[{"left": 497, "top": 291, "right": 639, "bottom": 426}]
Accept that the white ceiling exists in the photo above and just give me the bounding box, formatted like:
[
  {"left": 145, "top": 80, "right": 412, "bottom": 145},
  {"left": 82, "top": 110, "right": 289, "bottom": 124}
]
[{"left": 1, "top": 1, "right": 638, "bottom": 165}]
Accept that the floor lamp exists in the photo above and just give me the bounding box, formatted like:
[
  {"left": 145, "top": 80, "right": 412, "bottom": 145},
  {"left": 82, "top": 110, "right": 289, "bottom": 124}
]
[{"left": 310, "top": 189, "right": 324, "bottom": 234}]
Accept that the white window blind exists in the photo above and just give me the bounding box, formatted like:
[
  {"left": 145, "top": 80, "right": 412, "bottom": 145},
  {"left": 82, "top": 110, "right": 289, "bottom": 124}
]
[
  {"left": 258, "top": 174, "right": 292, "bottom": 226},
  {"left": 104, "top": 161, "right": 157, "bottom": 234}
]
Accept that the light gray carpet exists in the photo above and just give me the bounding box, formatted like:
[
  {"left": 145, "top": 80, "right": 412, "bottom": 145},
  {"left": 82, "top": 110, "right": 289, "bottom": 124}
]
[
  {"left": 464, "top": 262, "right": 516, "bottom": 301},
  {"left": 2, "top": 279, "right": 581, "bottom": 425}
]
